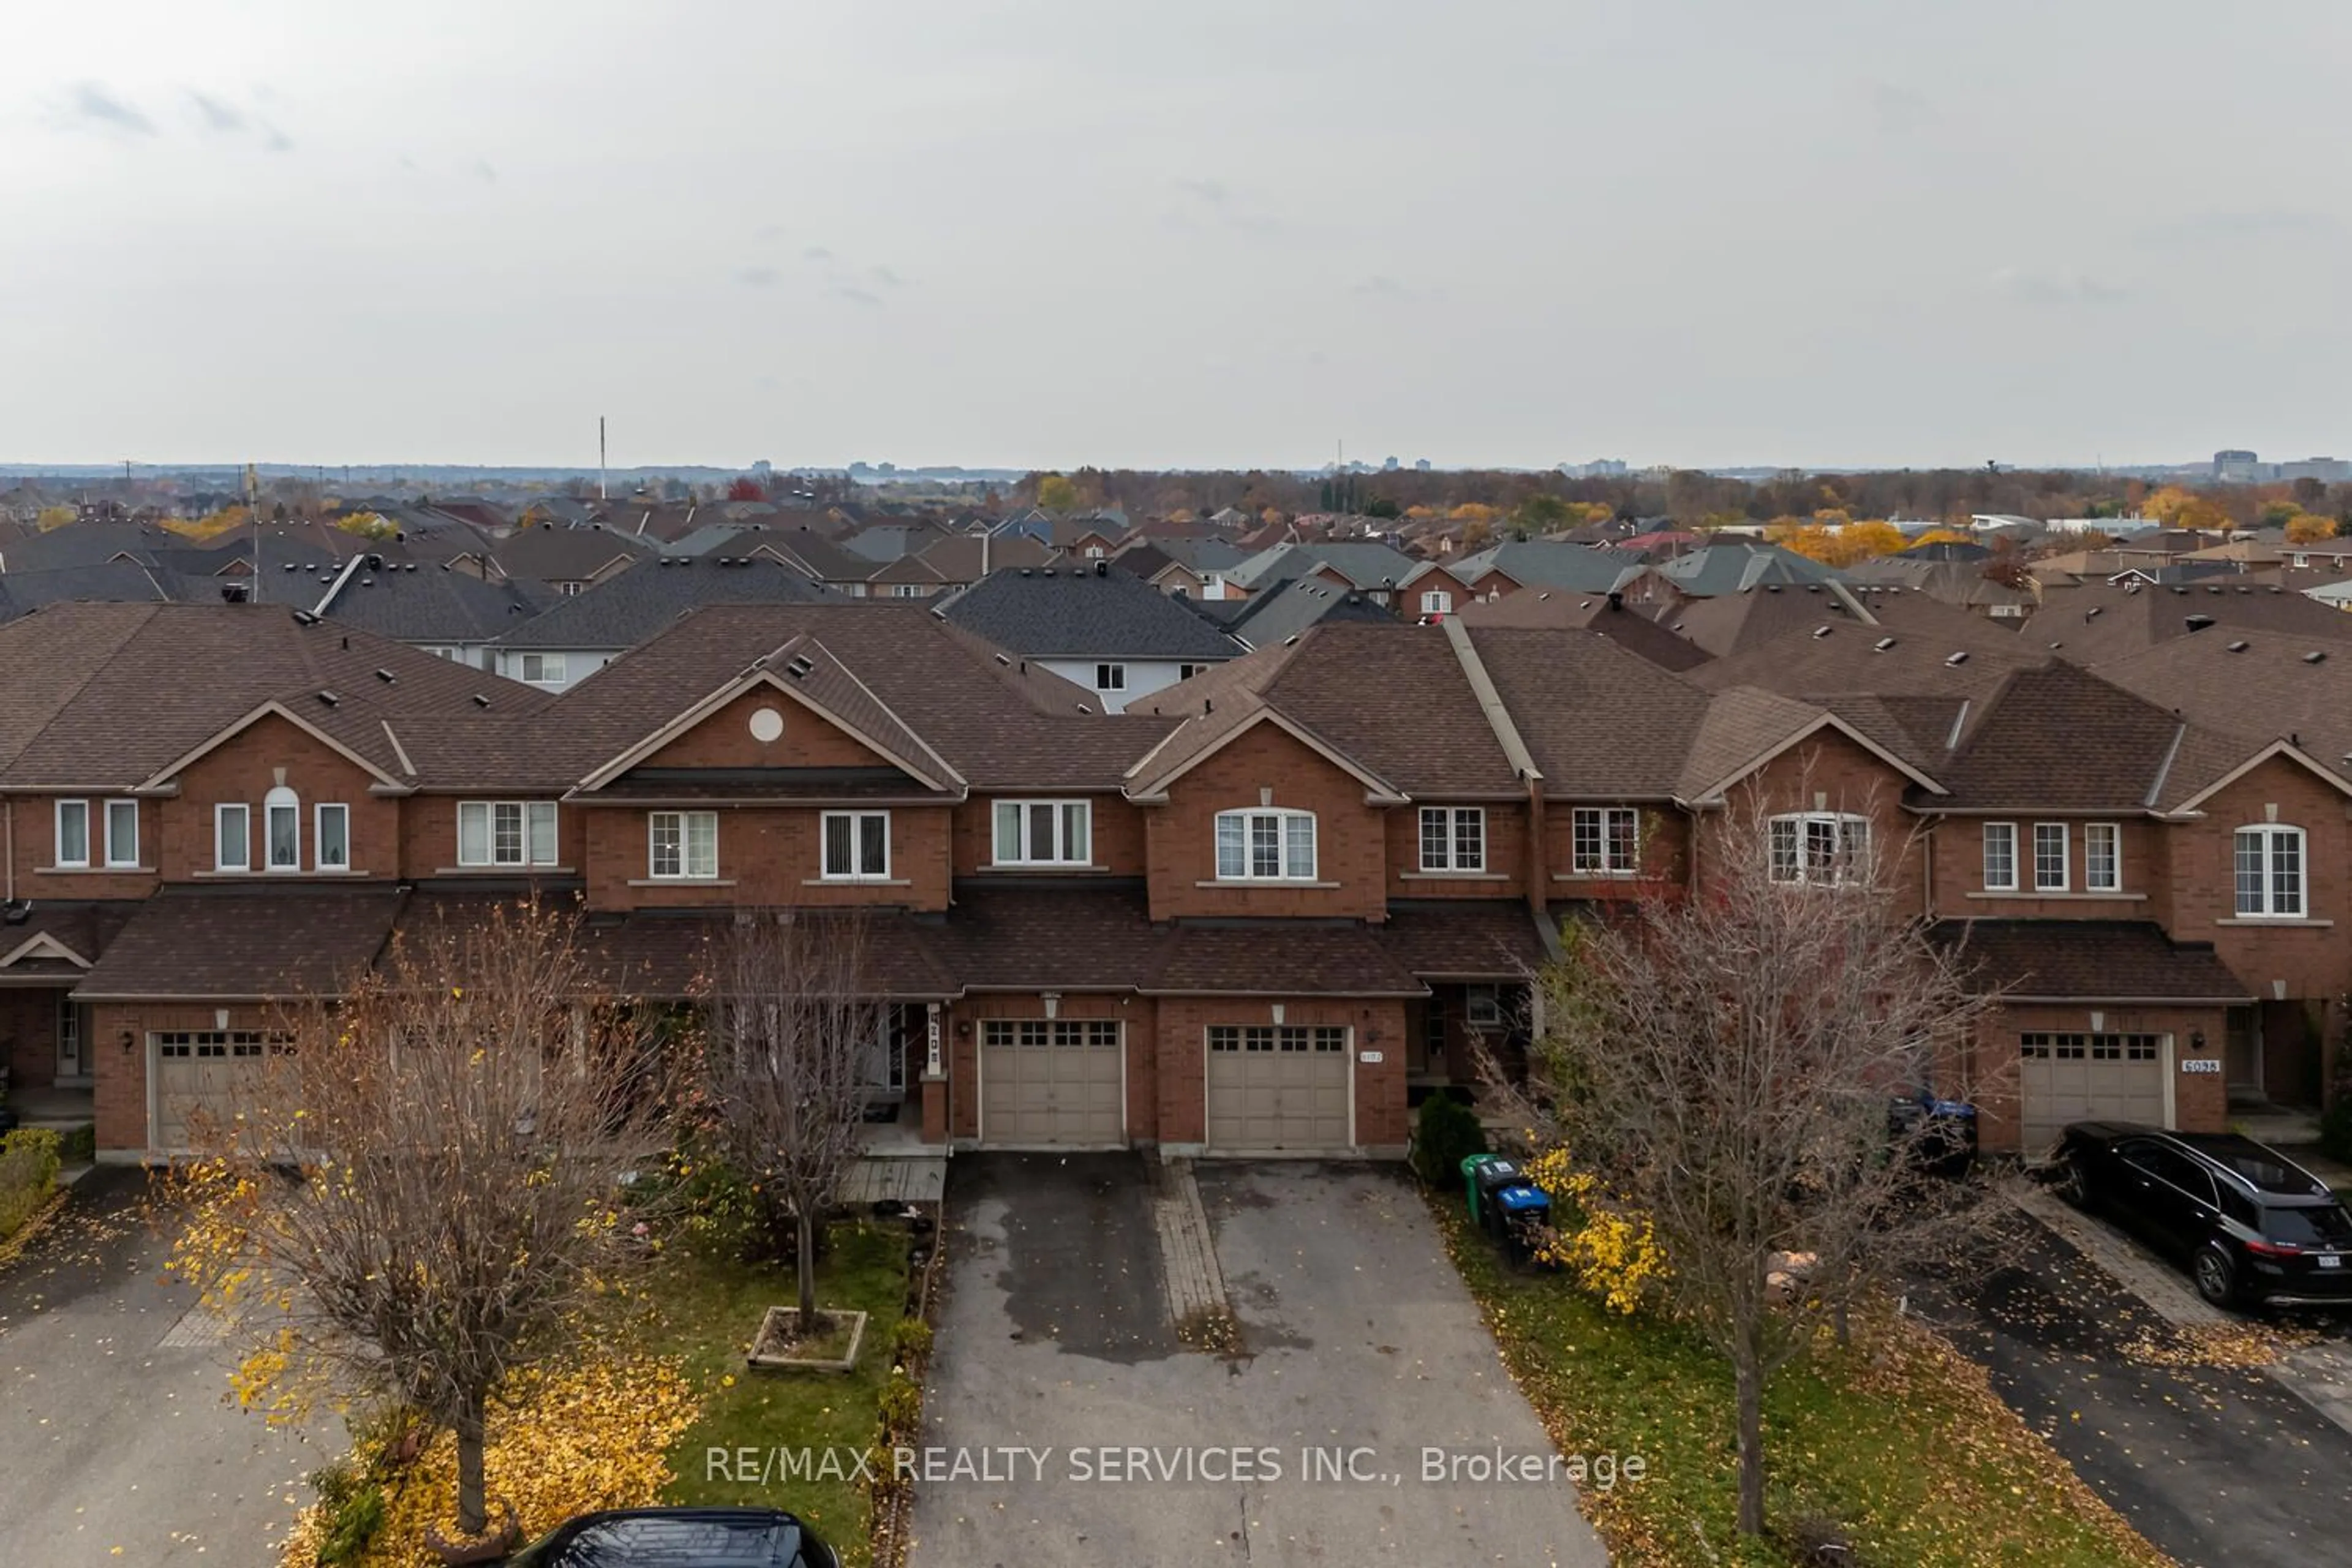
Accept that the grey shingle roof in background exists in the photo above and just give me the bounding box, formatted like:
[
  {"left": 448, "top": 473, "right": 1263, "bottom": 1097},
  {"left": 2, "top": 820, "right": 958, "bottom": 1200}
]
[
  {"left": 1219, "top": 576, "right": 1395, "bottom": 649},
  {"left": 1226, "top": 540, "right": 1421, "bottom": 592},
  {"left": 938, "top": 567, "right": 1245, "bottom": 661},
  {"left": 488, "top": 557, "right": 838, "bottom": 649},
  {"left": 315, "top": 565, "right": 552, "bottom": 643},
  {"left": 1449, "top": 540, "right": 1642, "bottom": 594}
]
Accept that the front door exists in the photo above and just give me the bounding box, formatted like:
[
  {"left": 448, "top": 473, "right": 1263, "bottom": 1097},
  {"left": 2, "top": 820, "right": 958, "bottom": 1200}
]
[{"left": 55, "top": 997, "right": 85, "bottom": 1082}]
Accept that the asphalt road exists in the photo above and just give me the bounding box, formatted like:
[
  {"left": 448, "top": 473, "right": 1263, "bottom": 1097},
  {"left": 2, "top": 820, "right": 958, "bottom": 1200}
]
[
  {"left": 0, "top": 1167, "right": 322, "bottom": 1567},
  {"left": 1924, "top": 1208, "right": 2352, "bottom": 1568}
]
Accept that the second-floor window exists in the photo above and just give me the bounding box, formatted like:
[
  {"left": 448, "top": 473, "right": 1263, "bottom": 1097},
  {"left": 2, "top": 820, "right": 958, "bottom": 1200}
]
[
  {"left": 2034, "top": 822, "right": 2068, "bottom": 891},
  {"left": 2234, "top": 824, "right": 2305, "bottom": 918},
  {"left": 265, "top": 786, "right": 301, "bottom": 871},
  {"left": 1982, "top": 822, "right": 2017, "bottom": 891},
  {"left": 317, "top": 804, "right": 350, "bottom": 872},
  {"left": 1768, "top": 812, "right": 1871, "bottom": 887},
  {"left": 649, "top": 811, "right": 718, "bottom": 880},
  {"left": 1572, "top": 807, "right": 1640, "bottom": 875},
  {"left": 216, "top": 804, "right": 251, "bottom": 872},
  {"left": 1420, "top": 807, "right": 1486, "bottom": 872},
  {"left": 1420, "top": 589, "right": 1453, "bottom": 616},
  {"left": 823, "top": 810, "right": 891, "bottom": 880},
  {"left": 993, "top": 800, "right": 1091, "bottom": 866},
  {"left": 104, "top": 799, "right": 140, "bottom": 868},
  {"left": 457, "top": 801, "right": 560, "bottom": 867},
  {"left": 516, "top": 652, "right": 567, "bottom": 687},
  {"left": 2084, "top": 822, "right": 2120, "bottom": 892},
  {"left": 1095, "top": 664, "right": 1127, "bottom": 693},
  {"left": 54, "top": 800, "right": 89, "bottom": 868},
  {"left": 1215, "top": 807, "right": 1316, "bottom": 881}
]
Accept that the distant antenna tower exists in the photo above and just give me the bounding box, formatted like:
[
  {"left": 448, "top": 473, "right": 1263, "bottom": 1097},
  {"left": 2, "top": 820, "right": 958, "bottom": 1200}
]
[{"left": 598, "top": 416, "right": 608, "bottom": 500}]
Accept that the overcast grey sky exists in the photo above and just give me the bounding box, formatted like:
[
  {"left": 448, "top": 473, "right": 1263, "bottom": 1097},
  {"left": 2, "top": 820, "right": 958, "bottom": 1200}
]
[{"left": 6, "top": 1, "right": 2349, "bottom": 471}]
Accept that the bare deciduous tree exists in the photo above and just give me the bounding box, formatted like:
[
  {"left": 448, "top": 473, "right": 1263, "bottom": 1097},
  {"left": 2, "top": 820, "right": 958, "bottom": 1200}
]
[
  {"left": 171, "top": 898, "right": 684, "bottom": 1544},
  {"left": 1497, "top": 788, "right": 2008, "bottom": 1540},
  {"left": 702, "top": 910, "right": 883, "bottom": 1325}
]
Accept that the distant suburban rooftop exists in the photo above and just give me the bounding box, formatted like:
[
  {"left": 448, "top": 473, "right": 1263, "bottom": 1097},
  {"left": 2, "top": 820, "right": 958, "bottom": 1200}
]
[{"left": 938, "top": 565, "right": 1245, "bottom": 660}]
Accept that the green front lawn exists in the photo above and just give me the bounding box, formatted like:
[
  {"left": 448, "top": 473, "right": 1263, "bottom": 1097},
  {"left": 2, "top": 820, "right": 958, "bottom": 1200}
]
[
  {"left": 640, "top": 1226, "right": 912, "bottom": 1565},
  {"left": 1440, "top": 1203, "right": 2164, "bottom": 1568}
]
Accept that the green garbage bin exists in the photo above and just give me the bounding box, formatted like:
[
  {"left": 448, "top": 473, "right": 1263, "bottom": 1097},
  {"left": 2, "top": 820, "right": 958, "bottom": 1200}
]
[{"left": 1462, "top": 1153, "right": 1504, "bottom": 1224}]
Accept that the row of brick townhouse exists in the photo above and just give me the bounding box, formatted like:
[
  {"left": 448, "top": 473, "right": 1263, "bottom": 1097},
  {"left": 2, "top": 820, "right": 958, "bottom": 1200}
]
[{"left": 0, "top": 599, "right": 2342, "bottom": 1163}]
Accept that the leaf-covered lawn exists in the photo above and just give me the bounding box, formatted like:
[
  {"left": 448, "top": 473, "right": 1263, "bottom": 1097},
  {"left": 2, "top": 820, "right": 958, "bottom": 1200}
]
[
  {"left": 648, "top": 1226, "right": 911, "bottom": 1566},
  {"left": 1439, "top": 1202, "right": 2166, "bottom": 1568}
]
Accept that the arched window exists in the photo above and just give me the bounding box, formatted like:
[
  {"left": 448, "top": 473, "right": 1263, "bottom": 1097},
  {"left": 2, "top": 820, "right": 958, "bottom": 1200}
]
[
  {"left": 2234, "top": 824, "right": 2305, "bottom": 917},
  {"left": 265, "top": 785, "right": 301, "bottom": 872}
]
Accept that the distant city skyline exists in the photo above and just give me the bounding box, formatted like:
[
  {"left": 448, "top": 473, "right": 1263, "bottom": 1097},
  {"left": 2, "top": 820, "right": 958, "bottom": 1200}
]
[{"left": 6, "top": 2, "right": 2350, "bottom": 469}]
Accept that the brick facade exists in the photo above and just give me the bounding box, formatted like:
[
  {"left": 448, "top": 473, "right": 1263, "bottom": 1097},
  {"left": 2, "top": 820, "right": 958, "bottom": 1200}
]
[{"left": 1144, "top": 723, "right": 1388, "bottom": 921}]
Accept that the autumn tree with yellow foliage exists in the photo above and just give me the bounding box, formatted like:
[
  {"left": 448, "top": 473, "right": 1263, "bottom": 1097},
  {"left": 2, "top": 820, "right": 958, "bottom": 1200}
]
[
  {"left": 2285, "top": 511, "right": 2341, "bottom": 545},
  {"left": 168, "top": 900, "right": 689, "bottom": 1551},
  {"left": 2142, "top": 485, "right": 2230, "bottom": 533}
]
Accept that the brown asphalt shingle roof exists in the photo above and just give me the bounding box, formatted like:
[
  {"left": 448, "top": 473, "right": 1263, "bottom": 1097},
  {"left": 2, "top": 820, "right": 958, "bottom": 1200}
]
[
  {"left": 1379, "top": 901, "right": 1551, "bottom": 978},
  {"left": 2033, "top": 579, "right": 2352, "bottom": 666},
  {"left": 2093, "top": 633, "right": 2352, "bottom": 784},
  {"left": 1466, "top": 627, "right": 1715, "bottom": 799},
  {"left": 74, "top": 885, "right": 405, "bottom": 999},
  {"left": 1929, "top": 920, "right": 2251, "bottom": 1001},
  {"left": 0, "top": 603, "right": 551, "bottom": 789},
  {"left": 529, "top": 606, "right": 1177, "bottom": 793},
  {"left": 1931, "top": 663, "right": 2211, "bottom": 812}
]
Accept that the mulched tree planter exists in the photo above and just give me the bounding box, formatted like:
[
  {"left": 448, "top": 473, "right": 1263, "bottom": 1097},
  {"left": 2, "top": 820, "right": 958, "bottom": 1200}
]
[{"left": 747, "top": 1306, "right": 869, "bottom": 1373}]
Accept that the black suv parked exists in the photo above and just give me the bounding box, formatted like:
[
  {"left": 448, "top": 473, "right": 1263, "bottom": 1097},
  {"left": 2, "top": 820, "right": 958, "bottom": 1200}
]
[
  {"left": 2048, "top": 1121, "right": 2352, "bottom": 1308},
  {"left": 505, "top": 1507, "right": 839, "bottom": 1568}
]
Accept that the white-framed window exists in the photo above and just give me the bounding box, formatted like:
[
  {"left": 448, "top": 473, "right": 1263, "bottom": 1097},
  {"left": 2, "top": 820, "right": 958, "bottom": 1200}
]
[
  {"left": 315, "top": 804, "right": 350, "bottom": 872},
  {"left": 53, "top": 799, "right": 89, "bottom": 869},
  {"left": 456, "top": 801, "right": 560, "bottom": 867},
  {"left": 1420, "top": 589, "right": 1454, "bottom": 616},
  {"left": 104, "top": 799, "right": 139, "bottom": 868},
  {"left": 1214, "top": 807, "right": 1317, "bottom": 881},
  {"left": 1767, "top": 812, "right": 1872, "bottom": 886},
  {"left": 1178, "top": 663, "right": 1207, "bottom": 680},
  {"left": 887, "top": 582, "right": 928, "bottom": 598},
  {"left": 1571, "top": 806, "right": 1640, "bottom": 875},
  {"left": 1094, "top": 663, "right": 1127, "bottom": 692},
  {"left": 1419, "top": 806, "right": 1486, "bottom": 872},
  {"left": 1465, "top": 984, "right": 1502, "bottom": 1027},
  {"left": 516, "top": 652, "right": 567, "bottom": 687},
  {"left": 2032, "top": 822, "right": 2068, "bottom": 891},
  {"left": 2234, "top": 824, "right": 2306, "bottom": 917},
  {"left": 2084, "top": 822, "right": 2120, "bottom": 892},
  {"left": 265, "top": 785, "right": 301, "bottom": 871},
  {"left": 215, "top": 803, "right": 251, "bottom": 872},
  {"left": 993, "top": 800, "right": 1092, "bottom": 866},
  {"left": 1981, "top": 821, "right": 2017, "bottom": 891},
  {"left": 822, "top": 810, "right": 891, "bottom": 880},
  {"left": 648, "top": 810, "right": 718, "bottom": 880}
]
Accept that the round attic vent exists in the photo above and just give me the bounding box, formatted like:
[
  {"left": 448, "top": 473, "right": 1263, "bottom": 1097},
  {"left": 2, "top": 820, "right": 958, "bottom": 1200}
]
[{"left": 748, "top": 706, "right": 785, "bottom": 744}]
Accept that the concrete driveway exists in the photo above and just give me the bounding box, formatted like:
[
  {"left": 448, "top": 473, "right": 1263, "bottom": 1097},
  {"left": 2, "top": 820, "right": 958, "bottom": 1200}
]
[
  {"left": 0, "top": 1168, "right": 322, "bottom": 1567},
  {"left": 1923, "top": 1202, "right": 2352, "bottom": 1568},
  {"left": 911, "top": 1155, "right": 1607, "bottom": 1567}
]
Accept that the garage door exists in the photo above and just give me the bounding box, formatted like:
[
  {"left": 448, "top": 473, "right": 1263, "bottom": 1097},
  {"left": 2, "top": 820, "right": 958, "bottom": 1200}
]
[
  {"left": 152, "top": 1031, "right": 273, "bottom": 1149},
  {"left": 2018, "top": 1031, "right": 2166, "bottom": 1152},
  {"left": 979, "top": 1019, "right": 1124, "bottom": 1145},
  {"left": 1206, "top": 1025, "right": 1351, "bottom": 1150}
]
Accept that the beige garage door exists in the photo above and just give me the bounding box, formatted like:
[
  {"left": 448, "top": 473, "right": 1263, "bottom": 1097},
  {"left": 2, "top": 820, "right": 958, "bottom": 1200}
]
[
  {"left": 2018, "top": 1031, "right": 2166, "bottom": 1153},
  {"left": 979, "top": 1019, "right": 1124, "bottom": 1145},
  {"left": 1206, "top": 1025, "right": 1351, "bottom": 1150},
  {"left": 152, "top": 1031, "right": 272, "bottom": 1150}
]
